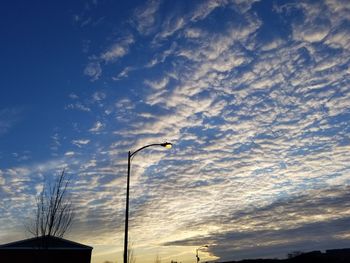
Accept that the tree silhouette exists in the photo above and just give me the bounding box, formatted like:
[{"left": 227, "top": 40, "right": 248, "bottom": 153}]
[
  {"left": 287, "top": 250, "right": 304, "bottom": 259},
  {"left": 27, "top": 170, "right": 74, "bottom": 238},
  {"left": 154, "top": 254, "right": 161, "bottom": 263},
  {"left": 128, "top": 242, "right": 136, "bottom": 263}
]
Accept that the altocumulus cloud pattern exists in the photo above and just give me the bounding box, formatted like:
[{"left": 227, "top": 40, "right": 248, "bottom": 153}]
[{"left": 0, "top": 0, "right": 349, "bottom": 262}]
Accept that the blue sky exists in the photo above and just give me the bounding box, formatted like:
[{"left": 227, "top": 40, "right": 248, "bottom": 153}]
[{"left": 1, "top": 0, "right": 350, "bottom": 262}]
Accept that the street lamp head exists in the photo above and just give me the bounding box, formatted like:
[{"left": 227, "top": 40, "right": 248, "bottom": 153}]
[
  {"left": 161, "top": 142, "right": 173, "bottom": 149},
  {"left": 199, "top": 245, "right": 208, "bottom": 249}
]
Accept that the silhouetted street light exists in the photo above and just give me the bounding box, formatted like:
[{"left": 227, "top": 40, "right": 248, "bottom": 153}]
[
  {"left": 123, "top": 142, "right": 172, "bottom": 263},
  {"left": 196, "top": 245, "right": 208, "bottom": 263}
]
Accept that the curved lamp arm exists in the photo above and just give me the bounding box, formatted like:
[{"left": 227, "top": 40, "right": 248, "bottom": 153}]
[
  {"left": 130, "top": 142, "right": 172, "bottom": 158},
  {"left": 196, "top": 245, "right": 208, "bottom": 263}
]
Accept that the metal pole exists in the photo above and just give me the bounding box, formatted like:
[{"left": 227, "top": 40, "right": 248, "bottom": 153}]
[
  {"left": 123, "top": 151, "right": 131, "bottom": 263},
  {"left": 122, "top": 143, "right": 172, "bottom": 263}
]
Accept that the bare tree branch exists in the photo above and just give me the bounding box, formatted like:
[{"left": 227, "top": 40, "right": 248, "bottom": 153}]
[
  {"left": 154, "top": 254, "right": 161, "bottom": 263},
  {"left": 128, "top": 242, "right": 136, "bottom": 263},
  {"left": 26, "top": 170, "right": 75, "bottom": 238}
]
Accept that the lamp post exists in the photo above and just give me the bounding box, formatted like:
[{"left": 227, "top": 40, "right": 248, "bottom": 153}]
[
  {"left": 123, "top": 142, "right": 172, "bottom": 263},
  {"left": 196, "top": 245, "right": 208, "bottom": 263}
]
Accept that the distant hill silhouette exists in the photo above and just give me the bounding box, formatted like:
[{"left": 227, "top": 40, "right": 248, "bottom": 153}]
[{"left": 216, "top": 248, "right": 350, "bottom": 263}]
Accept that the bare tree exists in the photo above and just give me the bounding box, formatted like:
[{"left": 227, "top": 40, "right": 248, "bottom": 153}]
[
  {"left": 154, "top": 254, "right": 161, "bottom": 263},
  {"left": 128, "top": 242, "right": 136, "bottom": 263},
  {"left": 27, "top": 170, "right": 74, "bottom": 238}
]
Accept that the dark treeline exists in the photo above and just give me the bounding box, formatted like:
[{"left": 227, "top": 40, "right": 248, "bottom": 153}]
[{"left": 216, "top": 248, "right": 350, "bottom": 263}]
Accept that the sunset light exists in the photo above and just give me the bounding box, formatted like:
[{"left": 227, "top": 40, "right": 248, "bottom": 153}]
[{"left": 0, "top": 1, "right": 349, "bottom": 263}]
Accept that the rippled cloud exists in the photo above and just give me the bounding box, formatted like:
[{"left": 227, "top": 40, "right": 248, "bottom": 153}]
[{"left": 1, "top": 1, "right": 349, "bottom": 262}]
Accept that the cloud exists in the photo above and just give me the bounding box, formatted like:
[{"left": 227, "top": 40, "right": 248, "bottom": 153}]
[
  {"left": 144, "top": 77, "right": 169, "bottom": 90},
  {"left": 84, "top": 34, "right": 134, "bottom": 81},
  {"left": 89, "top": 121, "right": 104, "bottom": 133},
  {"left": 163, "top": 186, "right": 350, "bottom": 260},
  {"left": 183, "top": 27, "right": 204, "bottom": 39},
  {"left": 115, "top": 98, "right": 135, "bottom": 110},
  {"left": 92, "top": 91, "right": 106, "bottom": 102},
  {"left": 92, "top": 1, "right": 350, "bottom": 259},
  {"left": 152, "top": 0, "right": 231, "bottom": 41},
  {"left": 112, "top": 66, "right": 135, "bottom": 80},
  {"left": 133, "top": 0, "right": 161, "bottom": 35},
  {"left": 65, "top": 102, "right": 91, "bottom": 112},
  {"left": 100, "top": 35, "right": 134, "bottom": 63},
  {"left": 3, "top": 1, "right": 350, "bottom": 262},
  {"left": 190, "top": 0, "right": 228, "bottom": 22},
  {"left": 72, "top": 139, "right": 90, "bottom": 148},
  {"left": 0, "top": 108, "right": 22, "bottom": 136},
  {"left": 84, "top": 62, "right": 102, "bottom": 81},
  {"left": 69, "top": 93, "right": 79, "bottom": 99},
  {"left": 155, "top": 17, "right": 186, "bottom": 40}
]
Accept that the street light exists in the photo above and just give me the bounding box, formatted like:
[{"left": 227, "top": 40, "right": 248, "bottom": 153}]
[
  {"left": 196, "top": 245, "right": 208, "bottom": 263},
  {"left": 123, "top": 142, "right": 172, "bottom": 263}
]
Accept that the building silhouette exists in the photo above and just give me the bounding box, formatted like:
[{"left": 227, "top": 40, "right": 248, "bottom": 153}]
[{"left": 0, "top": 235, "right": 93, "bottom": 263}]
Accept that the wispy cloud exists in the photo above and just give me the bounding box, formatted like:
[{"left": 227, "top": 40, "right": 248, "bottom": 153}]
[
  {"left": 100, "top": 35, "right": 134, "bottom": 63},
  {"left": 89, "top": 121, "right": 104, "bottom": 133},
  {"left": 112, "top": 66, "right": 135, "bottom": 80},
  {"left": 2, "top": 1, "right": 350, "bottom": 262},
  {"left": 65, "top": 102, "right": 91, "bottom": 112},
  {"left": 0, "top": 108, "right": 22, "bottom": 136},
  {"left": 84, "top": 62, "right": 102, "bottom": 81},
  {"left": 144, "top": 77, "right": 169, "bottom": 90},
  {"left": 163, "top": 186, "right": 350, "bottom": 260},
  {"left": 84, "top": 34, "right": 134, "bottom": 81},
  {"left": 72, "top": 139, "right": 90, "bottom": 148},
  {"left": 190, "top": 0, "right": 229, "bottom": 22},
  {"left": 91, "top": 0, "right": 350, "bottom": 259},
  {"left": 132, "top": 0, "right": 161, "bottom": 35}
]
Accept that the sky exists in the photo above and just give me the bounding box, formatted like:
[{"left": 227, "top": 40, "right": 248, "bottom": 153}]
[{"left": 0, "top": 0, "right": 350, "bottom": 262}]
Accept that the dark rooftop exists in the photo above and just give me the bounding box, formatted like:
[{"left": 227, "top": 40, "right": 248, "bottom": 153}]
[{"left": 0, "top": 235, "right": 92, "bottom": 250}]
